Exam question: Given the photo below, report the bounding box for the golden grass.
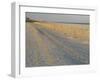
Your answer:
[34,22,89,43]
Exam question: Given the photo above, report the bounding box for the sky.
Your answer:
[26,12,89,24]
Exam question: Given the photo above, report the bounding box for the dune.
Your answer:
[33,21,89,44]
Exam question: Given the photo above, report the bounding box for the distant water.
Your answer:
[48,21,89,25]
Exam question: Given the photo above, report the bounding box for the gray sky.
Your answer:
[26,12,89,24]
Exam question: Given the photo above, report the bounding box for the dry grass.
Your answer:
[34,22,89,43]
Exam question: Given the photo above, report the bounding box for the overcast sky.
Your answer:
[26,12,89,24]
